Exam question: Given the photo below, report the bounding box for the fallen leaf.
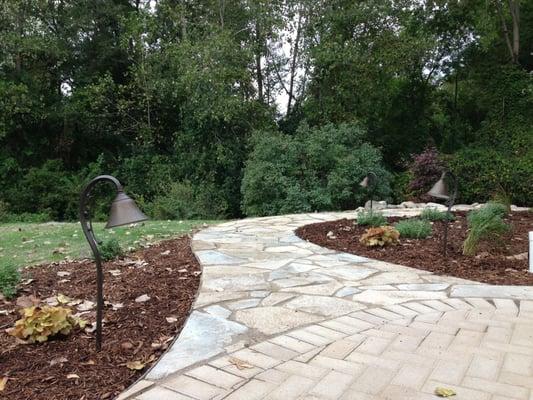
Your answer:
[0,377,7,391]
[160,250,171,255]
[121,341,134,350]
[50,357,68,366]
[53,247,67,255]
[77,300,96,311]
[56,293,71,304]
[57,271,71,277]
[109,269,121,277]
[435,387,456,397]
[66,374,80,379]
[16,295,40,308]
[125,360,145,370]
[178,268,187,273]
[229,357,254,370]
[80,360,95,366]
[166,317,178,323]
[43,296,59,306]
[135,294,150,303]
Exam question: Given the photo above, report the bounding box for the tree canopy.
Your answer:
[1,0,531,220]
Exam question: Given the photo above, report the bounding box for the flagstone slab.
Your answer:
[451,285,533,300]
[234,306,323,335]
[352,289,448,305]
[284,295,366,316]
[146,311,247,380]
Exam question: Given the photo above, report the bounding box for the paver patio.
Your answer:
[118,206,533,400]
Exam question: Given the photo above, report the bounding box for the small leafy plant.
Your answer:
[8,306,86,343]
[420,208,455,222]
[395,219,432,239]
[360,226,400,247]
[357,210,387,227]
[463,202,509,256]
[0,263,20,299]
[99,238,124,261]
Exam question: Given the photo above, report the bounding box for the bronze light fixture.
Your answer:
[360,172,378,211]
[79,175,148,351]
[427,171,458,257]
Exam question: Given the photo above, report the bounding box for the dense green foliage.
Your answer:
[356,210,388,227]
[1,0,531,220]
[242,123,390,216]
[395,219,433,239]
[463,202,510,256]
[0,263,19,298]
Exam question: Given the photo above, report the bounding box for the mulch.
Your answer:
[296,211,533,285]
[0,236,201,400]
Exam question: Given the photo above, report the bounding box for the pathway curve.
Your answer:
[119,207,533,400]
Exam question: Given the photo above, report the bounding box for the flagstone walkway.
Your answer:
[119,207,533,400]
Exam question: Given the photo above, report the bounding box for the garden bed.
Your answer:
[0,237,201,400]
[296,211,533,285]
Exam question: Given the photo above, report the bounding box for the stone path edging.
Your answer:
[118,207,533,400]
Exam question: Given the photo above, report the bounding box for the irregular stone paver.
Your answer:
[120,206,533,400]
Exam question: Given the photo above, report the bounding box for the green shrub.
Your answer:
[395,218,432,239]
[449,146,533,206]
[241,122,391,216]
[357,210,387,227]
[0,263,20,299]
[420,208,455,222]
[99,239,124,261]
[148,181,228,220]
[463,202,510,256]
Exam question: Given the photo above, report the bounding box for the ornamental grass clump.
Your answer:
[357,210,387,227]
[8,306,86,343]
[395,219,432,239]
[420,208,455,222]
[463,202,510,256]
[360,226,400,247]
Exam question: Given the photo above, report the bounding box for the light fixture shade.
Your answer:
[359,176,369,188]
[105,192,148,229]
[427,173,450,200]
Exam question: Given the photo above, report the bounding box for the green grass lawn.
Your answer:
[0,220,217,271]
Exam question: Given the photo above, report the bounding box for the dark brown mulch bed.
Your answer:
[0,237,201,400]
[296,211,533,285]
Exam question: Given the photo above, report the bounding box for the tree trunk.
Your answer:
[508,0,519,63]
[255,22,264,102]
[287,11,303,114]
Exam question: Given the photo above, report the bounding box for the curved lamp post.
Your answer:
[427,171,458,257]
[360,172,378,211]
[79,175,148,351]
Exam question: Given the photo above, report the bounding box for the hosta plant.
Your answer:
[360,226,400,247]
[8,306,86,343]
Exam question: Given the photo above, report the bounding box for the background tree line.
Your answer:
[0,0,531,221]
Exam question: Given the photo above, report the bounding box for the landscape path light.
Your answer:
[427,171,458,257]
[79,175,148,351]
[359,172,378,211]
